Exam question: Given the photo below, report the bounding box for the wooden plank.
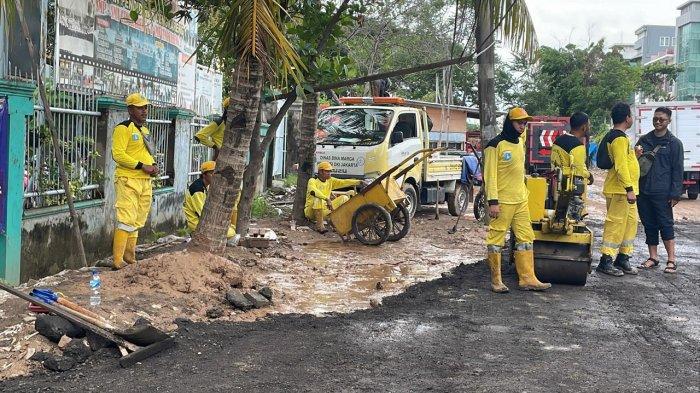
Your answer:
[118,337,176,368]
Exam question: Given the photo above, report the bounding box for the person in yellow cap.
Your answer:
[111,93,158,269]
[194,97,230,160]
[183,161,237,238]
[483,107,551,293]
[304,161,362,233]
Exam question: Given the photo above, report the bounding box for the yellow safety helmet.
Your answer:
[125,93,149,107]
[200,161,216,173]
[508,107,532,121]
[317,161,333,171]
[222,97,230,109]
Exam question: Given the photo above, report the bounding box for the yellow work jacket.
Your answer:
[484,133,528,205]
[183,178,207,232]
[304,176,361,211]
[112,120,155,179]
[551,133,590,180]
[603,131,640,195]
[195,118,225,148]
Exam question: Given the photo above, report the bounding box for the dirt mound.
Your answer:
[105,250,249,297]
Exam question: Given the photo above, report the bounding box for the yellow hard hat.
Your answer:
[200,161,216,172]
[125,93,150,107]
[317,161,333,171]
[222,97,230,109]
[508,107,532,121]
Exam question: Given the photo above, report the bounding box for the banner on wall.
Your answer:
[55,0,222,110]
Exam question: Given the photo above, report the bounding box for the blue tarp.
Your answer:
[461,155,481,183]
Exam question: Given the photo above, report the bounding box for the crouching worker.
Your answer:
[484,107,551,293]
[304,161,361,233]
[184,161,237,239]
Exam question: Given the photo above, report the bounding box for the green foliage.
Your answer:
[177,227,190,237]
[639,62,683,101]
[147,230,168,243]
[251,195,277,218]
[283,173,298,187]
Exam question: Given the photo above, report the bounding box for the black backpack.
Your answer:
[596,129,626,170]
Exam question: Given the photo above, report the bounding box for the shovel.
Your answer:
[30,288,169,347]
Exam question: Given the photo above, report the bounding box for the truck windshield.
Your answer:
[316,108,394,146]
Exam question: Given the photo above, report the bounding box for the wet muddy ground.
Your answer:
[1,175,699,391]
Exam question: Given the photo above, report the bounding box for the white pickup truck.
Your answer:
[633,101,700,199]
[314,97,469,216]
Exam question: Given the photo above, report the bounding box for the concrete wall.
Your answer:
[19,103,190,282]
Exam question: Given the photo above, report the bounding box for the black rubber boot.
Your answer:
[596,255,623,277]
[613,253,638,275]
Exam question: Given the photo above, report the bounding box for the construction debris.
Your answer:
[34,315,85,343]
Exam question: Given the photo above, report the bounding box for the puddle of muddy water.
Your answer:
[266,240,480,316]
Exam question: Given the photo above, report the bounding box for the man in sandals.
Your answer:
[635,107,684,274]
[596,102,640,277]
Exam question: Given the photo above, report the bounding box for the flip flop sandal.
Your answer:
[639,257,659,269]
[663,261,677,274]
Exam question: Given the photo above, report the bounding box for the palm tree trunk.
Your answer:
[236,95,296,235]
[192,60,263,251]
[292,93,319,222]
[12,0,87,267]
[476,0,498,144]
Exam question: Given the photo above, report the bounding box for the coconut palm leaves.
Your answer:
[479,0,538,60]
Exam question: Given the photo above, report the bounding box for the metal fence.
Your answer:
[146,107,174,188]
[24,89,102,209]
[188,117,213,184]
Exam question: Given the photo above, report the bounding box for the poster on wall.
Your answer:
[56,0,180,104]
[195,65,224,117]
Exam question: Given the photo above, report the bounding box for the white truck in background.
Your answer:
[632,101,700,200]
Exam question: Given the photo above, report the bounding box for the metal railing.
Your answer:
[146,107,174,188]
[24,89,103,209]
[188,117,213,184]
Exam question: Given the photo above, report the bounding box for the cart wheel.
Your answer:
[352,203,392,245]
[447,183,469,216]
[474,188,486,223]
[387,204,411,242]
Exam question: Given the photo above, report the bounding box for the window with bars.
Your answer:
[24,89,104,209]
[146,107,175,189]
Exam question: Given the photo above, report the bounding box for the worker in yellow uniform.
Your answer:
[596,102,640,276]
[551,111,593,184]
[304,161,361,233]
[183,161,237,238]
[111,93,158,269]
[194,97,230,160]
[484,107,551,293]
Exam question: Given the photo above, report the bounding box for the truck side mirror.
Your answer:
[391,130,404,145]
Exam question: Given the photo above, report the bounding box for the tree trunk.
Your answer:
[236,96,296,235]
[292,93,319,222]
[476,0,497,225]
[476,0,498,144]
[285,109,301,174]
[13,0,88,267]
[192,60,263,251]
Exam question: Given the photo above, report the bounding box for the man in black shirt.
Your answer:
[636,107,684,274]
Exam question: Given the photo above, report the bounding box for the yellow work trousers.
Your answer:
[304,195,351,221]
[601,194,638,257]
[115,177,152,232]
[486,200,534,252]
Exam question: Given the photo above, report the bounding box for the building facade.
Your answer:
[632,25,676,65]
[676,1,700,100]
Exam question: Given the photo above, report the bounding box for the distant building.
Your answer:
[632,25,676,65]
[676,1,700,100]
[611,43,637,62]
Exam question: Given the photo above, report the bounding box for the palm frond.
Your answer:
[483,0,539,61]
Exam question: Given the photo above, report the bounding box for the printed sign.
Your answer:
[315,150,366,176]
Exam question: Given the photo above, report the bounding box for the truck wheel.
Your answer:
[688,192,698,200]
[447,183,469,216]
[387,204,411,242]
[352,203,392,245]
[402,183,418,217]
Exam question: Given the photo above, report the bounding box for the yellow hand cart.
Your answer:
[328,148,444,245]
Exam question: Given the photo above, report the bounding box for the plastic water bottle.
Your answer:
[89,269,101,307]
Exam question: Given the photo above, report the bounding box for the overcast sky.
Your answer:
[523,0,683,48]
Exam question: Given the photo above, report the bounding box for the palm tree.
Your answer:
[189,0,305,251]
[476,0,538,143]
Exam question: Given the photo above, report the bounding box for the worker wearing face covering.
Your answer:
[483,107,551,293]
[304,161,361,233]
